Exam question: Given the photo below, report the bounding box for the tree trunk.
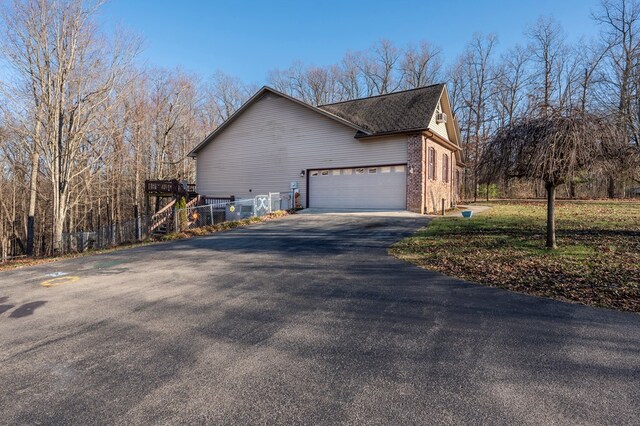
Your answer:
[473,165,478,202]
[26,150,39,256]
[546,182,557,249]
[52,192,65,255]
[607,175,616,198]
[52,188,67,255]
[568,181,576,199]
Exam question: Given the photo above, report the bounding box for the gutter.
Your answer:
[354,127,429,140]
[424,130,462,153]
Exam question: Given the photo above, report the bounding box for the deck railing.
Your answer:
[145,180,196,196]
[201,196,234,207]
[149,199,176,233]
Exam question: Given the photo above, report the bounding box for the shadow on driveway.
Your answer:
[0,212,638,424]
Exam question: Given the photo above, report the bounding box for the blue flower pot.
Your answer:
[461,210,473,218]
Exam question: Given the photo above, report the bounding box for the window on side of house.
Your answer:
[442,153,449,183]
[428,147,437,180]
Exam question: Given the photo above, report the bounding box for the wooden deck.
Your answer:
[145,180,197,197]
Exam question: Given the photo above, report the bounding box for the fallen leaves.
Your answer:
[390,201,640,312]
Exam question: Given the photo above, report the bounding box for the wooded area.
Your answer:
[0,0,639,259]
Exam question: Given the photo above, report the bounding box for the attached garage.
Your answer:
[308,164,407,209]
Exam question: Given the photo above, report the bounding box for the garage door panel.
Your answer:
[309,165,406,209]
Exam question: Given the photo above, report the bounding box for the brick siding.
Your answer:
[406,134,425,213]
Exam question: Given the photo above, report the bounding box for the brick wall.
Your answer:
[425,138,455,214]
[454,165,464,206]
[406,134,458,214]
[406,134,424,213]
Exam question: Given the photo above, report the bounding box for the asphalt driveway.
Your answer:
[0,212,638,425]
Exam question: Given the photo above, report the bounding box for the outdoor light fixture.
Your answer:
[300,170,306,177]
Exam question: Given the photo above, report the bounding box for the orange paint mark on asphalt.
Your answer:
[41,276,80,288]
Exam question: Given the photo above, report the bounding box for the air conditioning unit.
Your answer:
[436,112,447,124]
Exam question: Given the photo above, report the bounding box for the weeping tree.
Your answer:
[481,114,622,249]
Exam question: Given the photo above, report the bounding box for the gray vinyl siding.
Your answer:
[196,92,408,206]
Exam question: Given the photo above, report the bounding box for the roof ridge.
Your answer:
[259,86,368,133]
[318,83,444,107]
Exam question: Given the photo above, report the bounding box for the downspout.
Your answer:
[450,154,454,208]
[421,135,426,214]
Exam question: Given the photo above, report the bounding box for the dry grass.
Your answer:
[159,210,289,241]
[390,201,640,312]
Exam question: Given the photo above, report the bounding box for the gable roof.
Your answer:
[318,84,445,137]
[189,83,460,157]
[188,87,369,157]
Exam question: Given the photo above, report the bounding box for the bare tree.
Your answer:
[595,0,640,141]
[594,0,640,196]
[208,70,254,121]
[493,44,531,127]
[465,33,498,201]
[482,114,620,248]
[267,67,296,97]
[0,0,51,255]
[448,54,474,200]
[526,16,568,115]
[268,63,339,106]
[1,0,137,253]
[335,51,365,100]
[268,39,441,103]
[149,69,189,179]
[303,66,337,105]
[400,41,442,89]
[574,39,610,113]
[358,40,402,96]
[334,52,364,100]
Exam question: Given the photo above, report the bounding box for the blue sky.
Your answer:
[100,0,603,84]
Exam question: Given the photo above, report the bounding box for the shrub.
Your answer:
[175,197,188,230]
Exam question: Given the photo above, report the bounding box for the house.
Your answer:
[188,84,464,214]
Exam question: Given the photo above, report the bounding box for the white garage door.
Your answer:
[309,165,407,209]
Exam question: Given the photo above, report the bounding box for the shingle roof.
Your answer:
[318,84,445,136]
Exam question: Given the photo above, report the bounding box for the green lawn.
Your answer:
[390,201,640,312]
